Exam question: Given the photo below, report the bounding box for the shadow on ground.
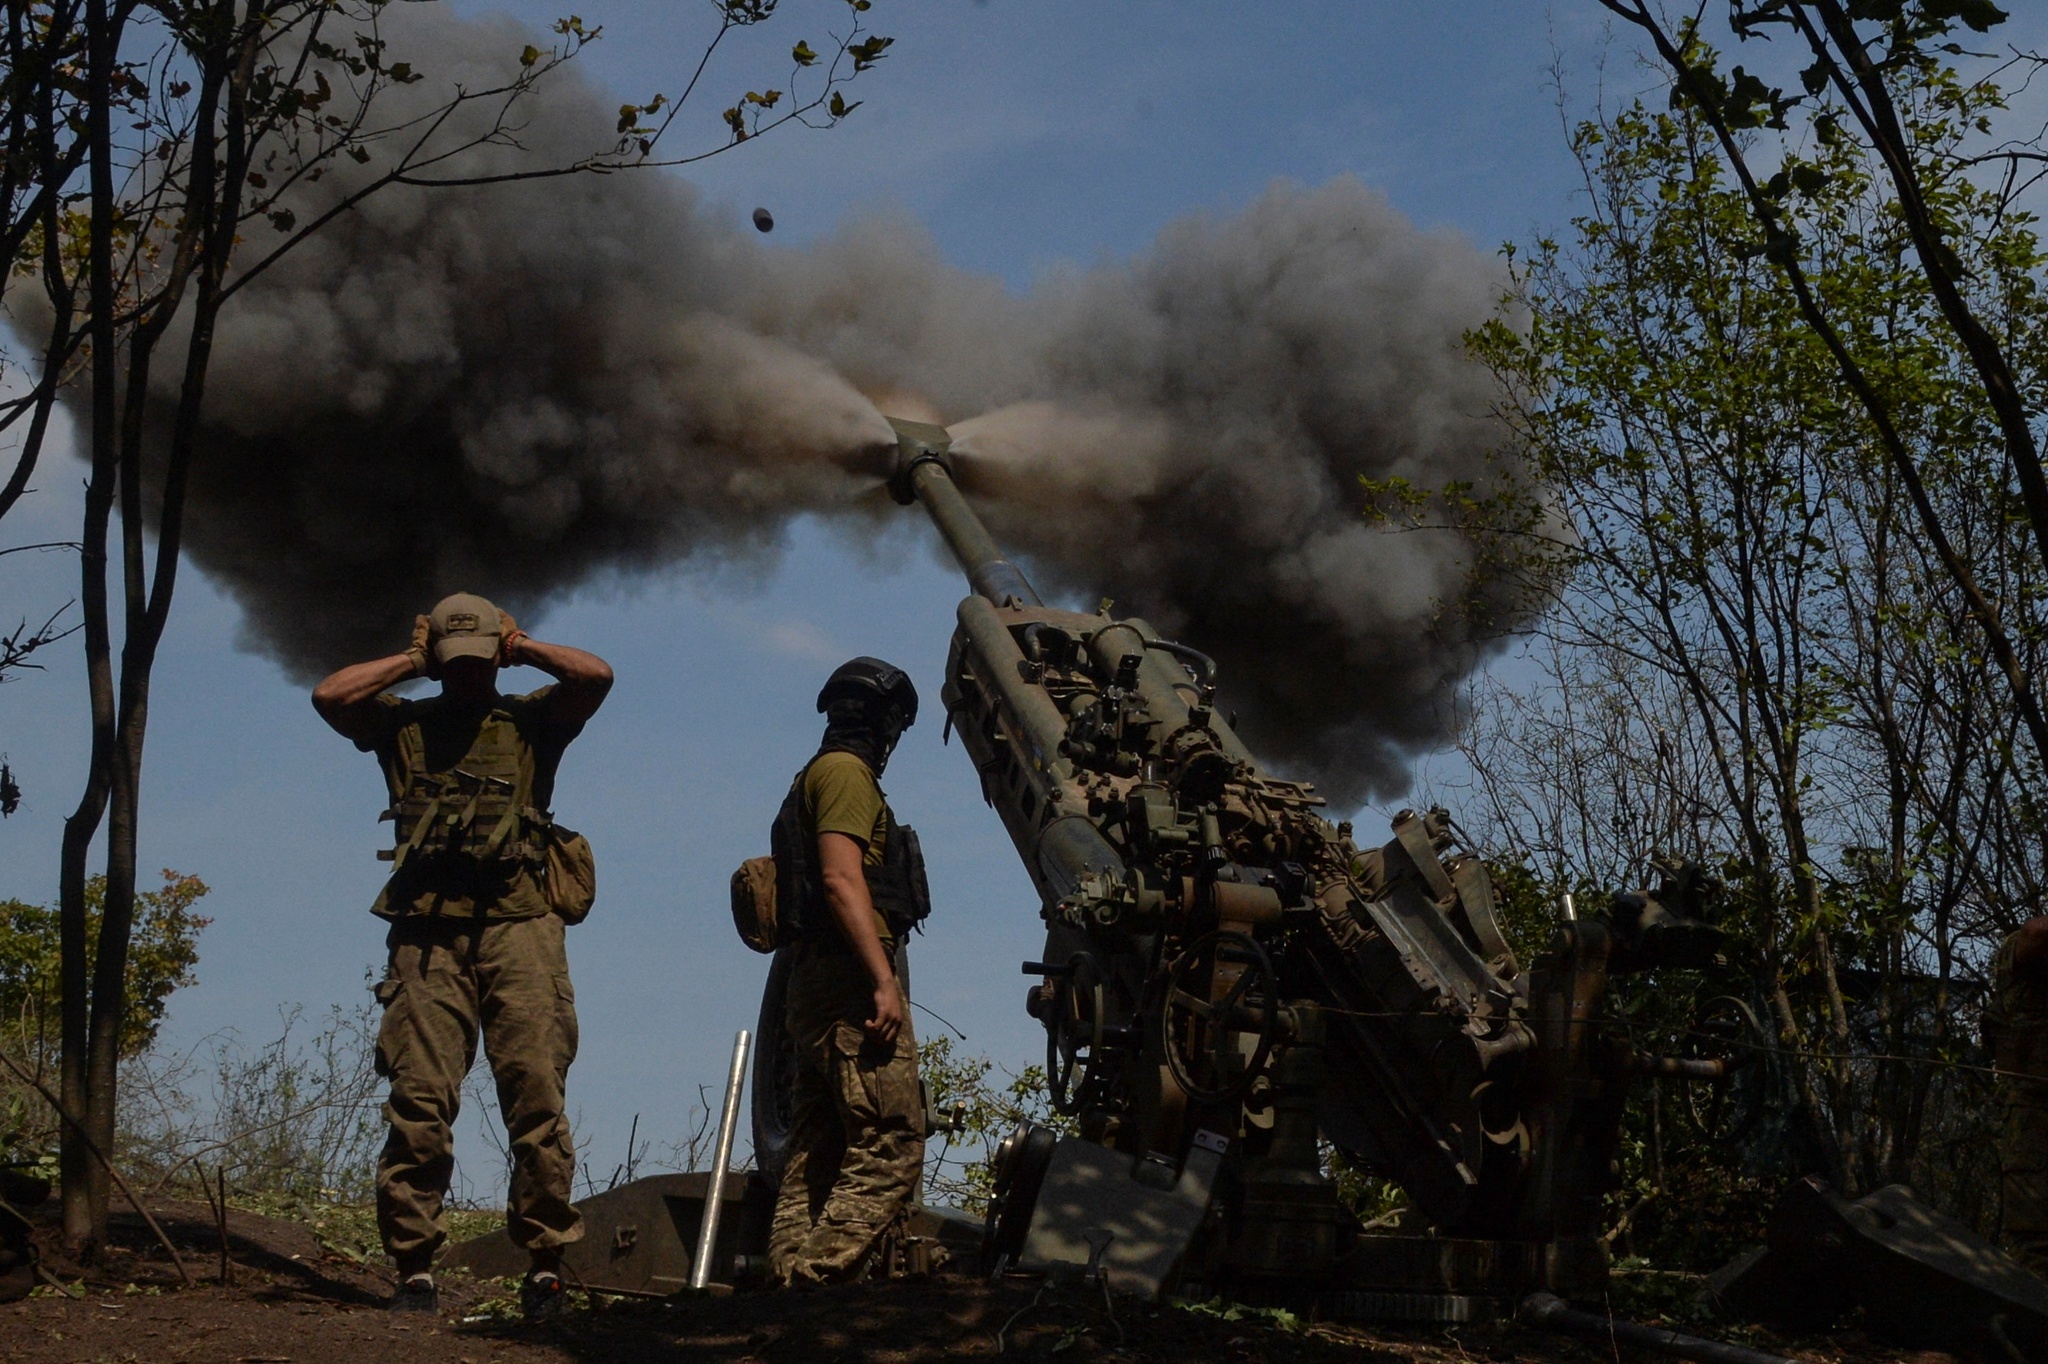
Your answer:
[0,1200,1954,1364]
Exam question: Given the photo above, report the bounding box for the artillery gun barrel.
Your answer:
[883,415,1259,776]
[886,417,1042,608]
[854,407,1750,1319]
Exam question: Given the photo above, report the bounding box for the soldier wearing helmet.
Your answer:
[311,593,612,1320]
[766,657,931,1284]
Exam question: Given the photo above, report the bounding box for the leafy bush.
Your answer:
[0,870,209,1160]
[918,1035,1072,1213]
[124,1000,385,1204]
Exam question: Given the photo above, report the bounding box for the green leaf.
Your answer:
[848,35,894,70]
[792,39,818,66]
[1920,0,2007,32]
[829,90,860,118]
[520,44,541,67]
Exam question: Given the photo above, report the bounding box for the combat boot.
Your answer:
[521,1267,568,1322]
[389,1272,438,1314]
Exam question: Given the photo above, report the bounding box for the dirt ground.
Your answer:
[0,1201,1961,1364]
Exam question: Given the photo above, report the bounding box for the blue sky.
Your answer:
[2,1,1631,1196]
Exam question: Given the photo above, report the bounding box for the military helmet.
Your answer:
[817,656,918,729]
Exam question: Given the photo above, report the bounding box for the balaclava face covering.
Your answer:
[817,698,907,777]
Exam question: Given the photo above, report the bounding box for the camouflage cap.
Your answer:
[428,592,503,665]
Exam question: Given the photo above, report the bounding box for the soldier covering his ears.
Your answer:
[312,593,612,1319]
[767,657,931,1284]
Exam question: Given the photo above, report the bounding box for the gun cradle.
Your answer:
[885,417,1729,1313]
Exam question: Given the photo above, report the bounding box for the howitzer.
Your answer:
[756,416,1746,1314]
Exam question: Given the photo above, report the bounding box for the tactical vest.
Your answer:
[769,756,931,944]
[380,706,545,875]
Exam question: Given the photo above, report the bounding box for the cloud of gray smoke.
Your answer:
[134,5,1520,802]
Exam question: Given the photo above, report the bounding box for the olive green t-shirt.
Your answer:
[800,749,891,944]
[356,685,585,919]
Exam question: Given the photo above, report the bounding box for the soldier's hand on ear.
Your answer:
[407,615,439,679]
[499,611,528,667]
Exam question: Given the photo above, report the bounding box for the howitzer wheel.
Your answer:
[751,948,800,1190]
[1046,953,1108,1115]
[1161,930,1278,1106]
[1678,994,1770,1146]
[982,1122,1058,1270]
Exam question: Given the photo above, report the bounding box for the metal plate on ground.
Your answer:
[1018,1135,1225,1298]
[442,1171,766,1293]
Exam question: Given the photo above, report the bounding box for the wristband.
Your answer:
[501,630,530,663]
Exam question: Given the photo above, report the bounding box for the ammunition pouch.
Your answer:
[731,855,782,954]
[866,820,931,937]
[382,774,543,872]
[539,820,597,924]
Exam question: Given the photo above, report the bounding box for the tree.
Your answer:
[1,0,894,1255]
[1436,49,2046,1215]
[0,0,92,525]
[0,869,207,1066]
[1589,0,2048,773]
[0,869,208,1158]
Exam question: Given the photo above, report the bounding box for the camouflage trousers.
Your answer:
[768,951,924,1284]
[373,913,583,1275]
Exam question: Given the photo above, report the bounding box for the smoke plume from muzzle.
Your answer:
[118,6,1523,803]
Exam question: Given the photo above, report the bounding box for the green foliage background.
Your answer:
[0,870,209,1069]
[0,870,209,1163]
[1415,30,2042,1266]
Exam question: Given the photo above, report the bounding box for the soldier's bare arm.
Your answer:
[312,614,432,741]
[312,656,417,741]
[817,831,906,1045]
[499,612,614,726]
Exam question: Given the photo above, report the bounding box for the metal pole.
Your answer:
[691,1029,752,1290]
